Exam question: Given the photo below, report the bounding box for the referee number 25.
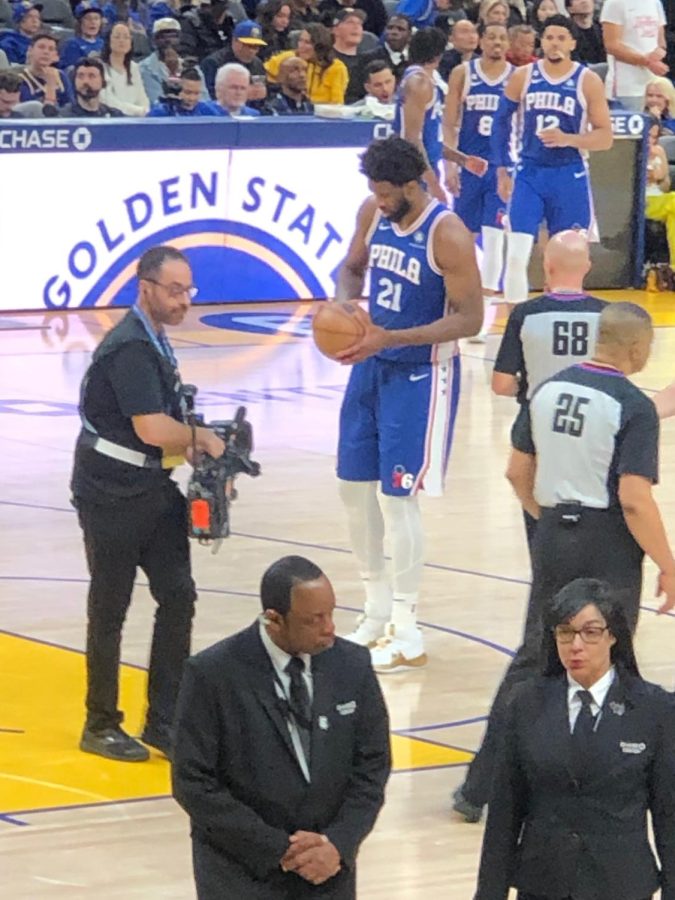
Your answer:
[552,392,590,437]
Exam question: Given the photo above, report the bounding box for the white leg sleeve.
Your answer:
[480,226,505,293]
[338,479,391,620]
[503,232,535,304]
[380,494,425,633]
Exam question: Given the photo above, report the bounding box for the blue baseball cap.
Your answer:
[233,20,267,46]
[74,1,104,18]
[13,1,43,23]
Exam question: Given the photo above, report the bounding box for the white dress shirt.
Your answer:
[259,620,313,781]
[567,665,615,733]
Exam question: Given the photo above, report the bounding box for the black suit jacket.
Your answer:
[172,624,391,899]
[475,672,675,900]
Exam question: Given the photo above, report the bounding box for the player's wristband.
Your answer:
[492,96,519,168]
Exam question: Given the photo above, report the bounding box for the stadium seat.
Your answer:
[132,31,151,62]
[588,62,608,82]
[383,0,398,15]
[358,31,380,53]
[0,0,11,28]
[40,0,75,28]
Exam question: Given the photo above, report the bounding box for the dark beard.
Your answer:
[385,197,412,223]
[77,86,100,101]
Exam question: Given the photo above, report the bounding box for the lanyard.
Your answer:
[132,304,177,368]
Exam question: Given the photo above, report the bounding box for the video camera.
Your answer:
[182,385,261,548]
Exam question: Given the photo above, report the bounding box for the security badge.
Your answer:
[620,741,646,754]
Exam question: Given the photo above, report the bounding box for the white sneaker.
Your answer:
[343,615,386,648]
[370,625,427,673]
[467,331,487,345]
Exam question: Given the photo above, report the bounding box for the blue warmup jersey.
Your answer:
[458,59,513,162]
[394,66,444,168]
[367,200,454,364]
[519,60,588,167]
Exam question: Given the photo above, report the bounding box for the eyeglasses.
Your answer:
[554,625,609,644]
[144,278,198,300]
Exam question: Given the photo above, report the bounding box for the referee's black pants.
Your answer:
[462,505,643,808]
[77,482,197,734]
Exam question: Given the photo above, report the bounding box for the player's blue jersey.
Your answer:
[519,61,588,167]
[393,66,444,168]
[458,59,513,162]
[366,200,455,365]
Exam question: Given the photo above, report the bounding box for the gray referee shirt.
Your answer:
[494,292,607,403]
[513,362,659,509]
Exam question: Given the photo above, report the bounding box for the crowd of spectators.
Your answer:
[0,0,672,121]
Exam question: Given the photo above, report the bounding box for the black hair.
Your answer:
[364,59,393,79]
[260,556,324,616]
[73,57,106,85]
[0,70,22,93]
[541,579,641,678]
[540,13,579,40]
[257,0,291,46]
[101,22,133,85]
[181,66,202,82]
[30,31,58,47]
[303,23,335,72]
[478,20,508,38]
[137,245,189,280]
[386,13,412,30]
[408,26,446,66]
[360,135,426,185]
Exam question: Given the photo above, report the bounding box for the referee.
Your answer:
[455,302,675,821]
[72,245,224,762]
[492,230,607,549]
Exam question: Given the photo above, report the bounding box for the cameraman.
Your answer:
[147,67,221,116]
[72,245,225,763]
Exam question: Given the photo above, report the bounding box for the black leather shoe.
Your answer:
[451,787,483,823]
[80,726,150,762]
[141,727,173,760]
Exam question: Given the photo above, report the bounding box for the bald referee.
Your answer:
[491,230,607,550]
[454,302,675,823]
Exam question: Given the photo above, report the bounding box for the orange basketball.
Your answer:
[312,301,366,360]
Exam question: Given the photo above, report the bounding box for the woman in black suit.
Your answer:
[474,578,675,900]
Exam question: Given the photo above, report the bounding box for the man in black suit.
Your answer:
[172,555,391,899]
[350,13,412,102]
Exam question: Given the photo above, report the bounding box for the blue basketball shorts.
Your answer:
[453,166,506,234]
[337,354,461,497]
[507,161,595,238]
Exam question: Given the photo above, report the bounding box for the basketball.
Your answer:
[312,301,367,360]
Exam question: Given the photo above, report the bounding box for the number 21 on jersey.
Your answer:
[376,277,402,312]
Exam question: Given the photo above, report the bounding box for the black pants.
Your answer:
[77,482,196,733]
[518,896,652,900]
[462,505,643,807]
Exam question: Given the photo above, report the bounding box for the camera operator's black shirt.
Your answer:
[71,310,183,503]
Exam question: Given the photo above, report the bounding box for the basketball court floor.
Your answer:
[2,292,675,898]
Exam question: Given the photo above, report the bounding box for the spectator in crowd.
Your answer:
[645,75,675,132]
[0,70,25,118]
[0,1,43,66]
[531,0,559,37]
[567,0,605,65]
[332,8,366,104]
[147,64,222,114]
[140,17,209,105]
[201,19,267,100]
[100,22,150,116]
[506,23,536,65]
[265,23,348,103]
[257,0,292,60]
[211,60,261,114]
[60,1,106,70]
[477,0,524,28]
[180,0,234,62]
[601,0,667,111]
[362,58,396,102]
[319,0,387,36]
[644,117,675,269]
[47,58,126,116]
[433,0,472,35]
[19,33,73,108]
[267,55,314,113]
[288,0,321,30]
[353,13,411,99]
[438,18,478,81]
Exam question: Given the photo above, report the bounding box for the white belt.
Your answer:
[92,436,157,468]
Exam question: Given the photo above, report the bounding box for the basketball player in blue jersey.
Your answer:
[491,14,613,306]
[394,27,488,204]
[333,136,483,672]
[444,22,513,341]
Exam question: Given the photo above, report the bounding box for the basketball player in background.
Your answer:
[394,26,488,204]
[492,15,613,305]
[334,136,483,672]
[444,21,513,342]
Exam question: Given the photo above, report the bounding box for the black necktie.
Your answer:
[572,689,597,742]
[285,656,312,767]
